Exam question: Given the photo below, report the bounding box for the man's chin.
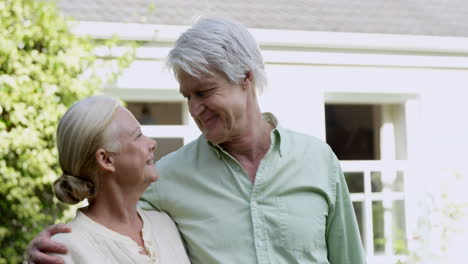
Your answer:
[204,132,225,145]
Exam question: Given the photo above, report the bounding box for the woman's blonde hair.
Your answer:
[53,96,120,204]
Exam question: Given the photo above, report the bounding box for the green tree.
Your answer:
[0,1,134,262]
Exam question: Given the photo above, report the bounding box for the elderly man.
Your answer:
[29,18,365,264]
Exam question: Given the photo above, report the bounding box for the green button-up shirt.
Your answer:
[140,113,365,264]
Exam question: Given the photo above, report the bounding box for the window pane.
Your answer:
[127,102,184,125]
[373,201,385,253]
[152,138,184,161]
[371,171,405,192]
[392,171,405,192]
[371,171,382,192]
[345,172,364,193]
[392,200,407,254]
[325,104,378,160]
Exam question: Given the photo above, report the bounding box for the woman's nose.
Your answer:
[150,138,157,151]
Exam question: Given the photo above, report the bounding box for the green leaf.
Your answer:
[0,0,135,262]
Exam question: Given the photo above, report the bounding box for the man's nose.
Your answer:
[189,98,205,117]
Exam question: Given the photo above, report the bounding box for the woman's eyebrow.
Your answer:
[130,127,140,137]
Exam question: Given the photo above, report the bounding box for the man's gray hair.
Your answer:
[167,17,267,93]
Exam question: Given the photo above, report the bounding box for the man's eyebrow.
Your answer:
[203,80,220,87]
[179,80,218,94]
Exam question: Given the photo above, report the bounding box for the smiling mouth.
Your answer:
[146,157,154,165]
[200,115,218,127]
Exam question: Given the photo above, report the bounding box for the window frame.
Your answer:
[324,93,420,264]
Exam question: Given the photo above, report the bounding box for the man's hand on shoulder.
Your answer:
[27,223,71,264]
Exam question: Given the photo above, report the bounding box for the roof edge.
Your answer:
[70,21,468,54]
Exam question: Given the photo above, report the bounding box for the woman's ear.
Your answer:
[242,71,254,90]
[95,149,115,173]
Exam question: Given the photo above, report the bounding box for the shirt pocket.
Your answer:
[275,195,328,253]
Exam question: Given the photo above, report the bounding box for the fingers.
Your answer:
[47,223,71,236]
[34,236,68,254]
[28,249,65,264]
[27,223,71,264]
[35,223,70,253]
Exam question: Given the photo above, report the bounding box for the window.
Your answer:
[151,137,184,161]
[126,101,192,161]
[325,105,378,160]
[127,102,184,125]
[325,103,409,263]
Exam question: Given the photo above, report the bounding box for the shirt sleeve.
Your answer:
[326,153,367,264]
[138,182,163,211]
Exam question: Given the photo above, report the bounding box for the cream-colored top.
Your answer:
[51,208,190,264]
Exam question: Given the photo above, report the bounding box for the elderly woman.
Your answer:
[48,96,190,263]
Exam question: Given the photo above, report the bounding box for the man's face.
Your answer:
[179,71,247,144]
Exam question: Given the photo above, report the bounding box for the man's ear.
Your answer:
[241,71,254,90]
[95,149,115,173]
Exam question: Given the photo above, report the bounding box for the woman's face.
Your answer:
[109,107,158,188]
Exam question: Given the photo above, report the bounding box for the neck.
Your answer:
[221,110,274,164]
[219,94,275,182]
[82,175,150,256]
[83,179,143,227]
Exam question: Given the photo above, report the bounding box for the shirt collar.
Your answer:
[206,112,283,158]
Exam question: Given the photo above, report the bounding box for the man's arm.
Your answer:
[138,187,163,211]
[326,155,367,264]
[27,224,71,264]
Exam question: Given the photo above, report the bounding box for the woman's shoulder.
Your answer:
[50,211,92,244]
[139,209,174,225]
[139,209,181,238]
[49,214,95,263]
[50,230,101,263]
[50,231,75,245]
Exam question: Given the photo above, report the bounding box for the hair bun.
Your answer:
[53,173,95,205]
